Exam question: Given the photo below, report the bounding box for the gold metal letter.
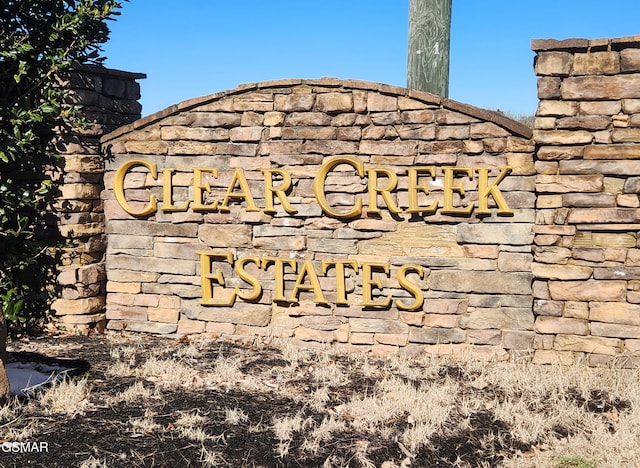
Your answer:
[476,166,514,216]
[113,159,158,217]
[235,256,262,302]
[361,262,392,308]
[395,265,425,311]
[322,260,359,306]
[314,156,363,218]
[441,166,474,215]
[407,167,438,214]
[161,168,190,212]
[263,169,298,214]
[219,168,259,212]
[198,251,236,306]
[289,259,328,304]
[262,257,297,303]
[366,168,401,215]
[192,168,219,212]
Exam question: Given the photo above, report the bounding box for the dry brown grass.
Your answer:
[39,377,91,416]
[3,334,639,467]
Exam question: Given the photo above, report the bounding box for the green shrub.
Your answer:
[0,0,122,335]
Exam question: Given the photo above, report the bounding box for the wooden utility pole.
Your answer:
[407,0,452,97]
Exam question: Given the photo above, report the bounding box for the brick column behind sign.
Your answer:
[51,64,145,333]
[532,36,640,366]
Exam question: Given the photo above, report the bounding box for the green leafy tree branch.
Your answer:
[0,0,122,334]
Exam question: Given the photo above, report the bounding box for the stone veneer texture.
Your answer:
[99,79,535,360]
[51,64,145,333]
[532,36,640,366]
[47,34,640,366]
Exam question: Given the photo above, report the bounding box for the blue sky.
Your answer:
[102,1,640,117]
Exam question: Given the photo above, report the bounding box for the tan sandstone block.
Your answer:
[535,317,589,335]
[590,302,640,326]
[316,93,353,113]
[467,330,502,345]
[567,208,640,224]
[424,299,468,315]
[294,327,335,342]
[533,130,594,145]
[124,141,168,154]
[52,297,105,315]
[534,299,563,317]
[536,195,563,209]
[420,343,465,358]
[350,333,375,345]
[624,339,640,354]
[423,314,458,328]
[106,281,141,294]
[534,334,555,350]
[572,52,620,75]
[160,126,228,141]
[561,75,640,100]
[297,316,344,331]
[502,330,535,350]
[106,320,177,334]
[537,77,561,99]
[535,51,574,76]
[58,313,105,325]
[459,308,534,330]
[147,308,179,323]
[274,94,314,112]
[335,323,350,342]
[271,309,299,328]
[60,183,101,200]
[367,93,397,112]
[205,322,236,335]
[187,303,271,326]
[564,302,589,319]
[371,344,400,357]
[374,333,408,346]
[532,263,593,280]
[534,117,556,129]
[429,271,532,295]
[399,312,424,326]
[349,318,408,335]
[591,322,640,339]
[229,127,263,142]
[536,174,604,193]
[549,280,626,301]
[176,318,206,334]
[409,327,466,344]
[553,334,622,356]
[532,350,575,365]
[621,49,640,72]
[537,100,577,117]
[198,224,252,248]
[263,111,285,126]
[468,346,510,362]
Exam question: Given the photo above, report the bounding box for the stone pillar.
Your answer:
[51,64,145,333]
[532,36,640,366]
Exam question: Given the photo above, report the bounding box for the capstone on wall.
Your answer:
[99,79,535,359]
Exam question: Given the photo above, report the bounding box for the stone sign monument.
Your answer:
[51,36,640,366]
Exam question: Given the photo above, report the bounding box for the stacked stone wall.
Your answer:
[100,79,535,358]
[47,35,640,365]
[532,36,640,366]
[51,64,145,333]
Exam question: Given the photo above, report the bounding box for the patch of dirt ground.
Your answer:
[0,333,638,467]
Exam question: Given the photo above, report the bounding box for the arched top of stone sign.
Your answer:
[101,78,532,143]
